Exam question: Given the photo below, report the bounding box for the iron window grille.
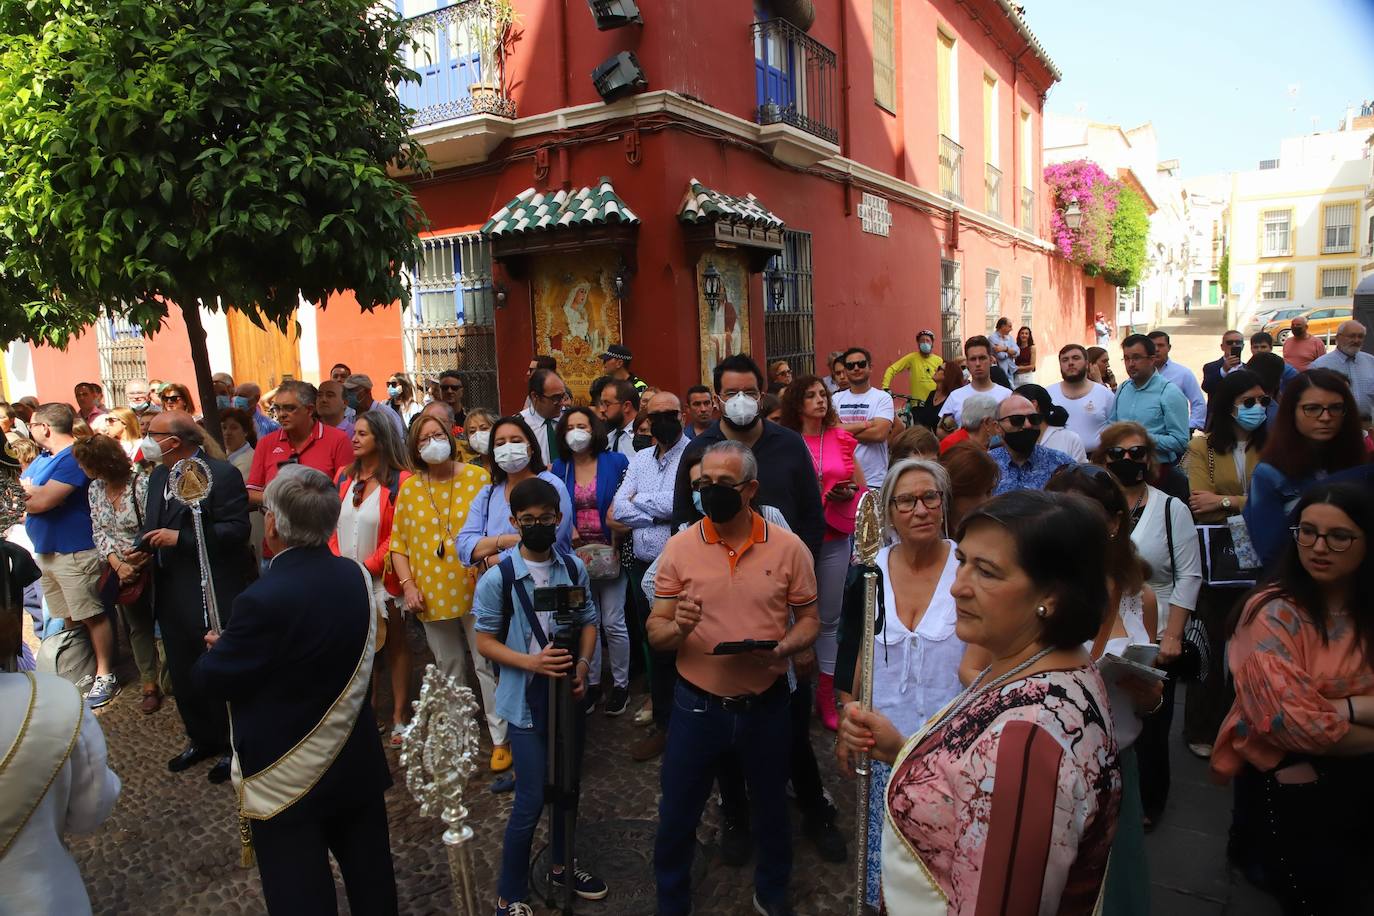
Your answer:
[764,230,816,378]
[403,232,499,411]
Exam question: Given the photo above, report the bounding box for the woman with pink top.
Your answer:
[780,374,866,730]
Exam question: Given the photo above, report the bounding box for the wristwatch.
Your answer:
[1220,496,1233,510]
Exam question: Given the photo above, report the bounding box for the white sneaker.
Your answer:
[87,674,119,710]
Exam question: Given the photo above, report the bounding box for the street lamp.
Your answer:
[768,271,785,307]
[702,262,723,312]
[1061,199,1083,231]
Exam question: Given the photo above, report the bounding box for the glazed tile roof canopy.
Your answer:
[678,179,785,229]
[481,177,639,238]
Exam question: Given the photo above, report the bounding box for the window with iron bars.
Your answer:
[403,233,499,412]
[95,316,148,408]
[1020,275,1034,325]
[984,269,1001,335]
[764,230,816,379]
[940,259,962,363]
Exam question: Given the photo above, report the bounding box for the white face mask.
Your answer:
[138,436,165,463]
[722,392,759,427]
[418,438,452,466]
[493,441,531,473]
[565,428,593,453]
[468,429,491,455]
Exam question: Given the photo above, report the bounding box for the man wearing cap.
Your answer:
[342,374,405,437]
[602,344,648,395]
[881,329,944,403]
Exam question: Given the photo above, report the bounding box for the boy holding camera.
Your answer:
[473,478,607,916]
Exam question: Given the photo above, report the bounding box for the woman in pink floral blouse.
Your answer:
[841,490,1120,914]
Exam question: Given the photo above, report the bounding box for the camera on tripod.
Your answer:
[533,585,586,654]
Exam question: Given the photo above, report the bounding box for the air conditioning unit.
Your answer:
[592,51,648,103]
[587,0,642,29]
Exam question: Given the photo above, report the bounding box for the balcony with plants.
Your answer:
[752,15,840,166]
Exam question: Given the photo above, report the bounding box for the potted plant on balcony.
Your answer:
[467,0,517,115]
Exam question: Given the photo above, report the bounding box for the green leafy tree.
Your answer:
[1102,186,1149,290]
[0,0,427,432]
[1219,248,1230,301]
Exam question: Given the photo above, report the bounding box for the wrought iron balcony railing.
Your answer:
[400,1,516,127]
[939,135,963,202]
[752,18,840,145]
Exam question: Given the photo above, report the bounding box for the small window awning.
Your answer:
[678,179,785,256]
[679,179,785,229]
[482,177,639,237]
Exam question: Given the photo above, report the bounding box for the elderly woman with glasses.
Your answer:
[329,410,414,746]
[834,458,970,909]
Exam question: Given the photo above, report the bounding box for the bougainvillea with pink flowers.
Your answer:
[1043,160,1120,272]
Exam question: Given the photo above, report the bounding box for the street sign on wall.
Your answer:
[858,193,892,236]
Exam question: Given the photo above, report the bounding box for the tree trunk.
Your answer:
[180,299,222,445]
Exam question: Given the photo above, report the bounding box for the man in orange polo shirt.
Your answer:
[246,380,353,510]
[648,440,818,916]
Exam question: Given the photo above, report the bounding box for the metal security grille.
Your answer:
[1262,210,1292,256]
[764,230,816,378]
[1322,203,1355,253]
[940,259,962,363]
[1021,275,1034,325]
[403,233,499,412]
[1259,270,1290,301]
[1320,266,1352,298]
[95,316,147,407]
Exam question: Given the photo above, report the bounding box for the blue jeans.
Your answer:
[654,679,792,915]
[497,722,581,904]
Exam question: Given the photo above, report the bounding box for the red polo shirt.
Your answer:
[247,422,354,493]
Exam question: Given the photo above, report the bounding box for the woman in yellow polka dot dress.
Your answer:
[389,413,504,764]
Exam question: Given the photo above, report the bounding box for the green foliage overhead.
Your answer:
[0,0,428,351]
[1102,186,1149,290]
[1219,248,1230,300]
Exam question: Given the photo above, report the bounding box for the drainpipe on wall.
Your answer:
[556,0,571,189]
[838,0,851,159]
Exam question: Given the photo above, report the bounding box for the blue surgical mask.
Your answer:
[231,396,249,410]
[692,490,704,516]
[989,434,1003,449]
[216,395,230,410]
[1234,405,1266,431]
[918,341,933,355]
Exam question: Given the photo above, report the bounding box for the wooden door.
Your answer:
[227,310,301,391]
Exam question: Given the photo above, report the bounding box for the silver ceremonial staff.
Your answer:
[851,489,885,916]
[402,664,482,916]
[168,456,222,633]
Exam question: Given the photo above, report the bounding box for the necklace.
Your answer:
[925,645,1056,737]
[1128,486,1147,523]
[806,431,825,489]
[424,470,459,559]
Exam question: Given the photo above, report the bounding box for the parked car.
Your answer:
[1265,305,1353,343]
[1247,305,1309,334]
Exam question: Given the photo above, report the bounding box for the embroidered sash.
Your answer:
[231,560,377,821]
[0,672,83,860]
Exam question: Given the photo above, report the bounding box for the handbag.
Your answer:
[1162,496,1210,682]
[574,542,620,581]
[98,472,151,606]
[1194,448,1259,588]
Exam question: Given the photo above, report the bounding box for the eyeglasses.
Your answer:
[646,411,680,423]
[844,360,868,370]
[274,403,302,414]
[517,514,558,527]
[1237,396,1273,410]
[690,479,746,492]
[890,491,942,513]
[999,413,1043,429]
[1291,524,1359,552]
[161,395,184,404]
[418,432,448,446]
[720,389,760,400]
[1299,403,1347,418]
[352,478,368,508]
[440,384,463,393]
[1105,445,1150,462]
[275,454,300,468]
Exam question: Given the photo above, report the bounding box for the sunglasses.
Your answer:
[352,478,368,508]
[275,454,301,468]
[999,413,1042,429]
[440,384,463,392]
[161,394,184,403]
[1299,403,1347,418]
[1237,396,1272,410]
[844,360,868,370]
[1105,445,1150,462]
[646,411,680,423]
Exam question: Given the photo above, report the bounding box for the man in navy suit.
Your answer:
[192,465,397,915]
[1201,328,1246,397]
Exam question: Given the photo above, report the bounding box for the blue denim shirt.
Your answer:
[1109,371,1191,464]
[471,549,598,729]
[1243,462,1313,566]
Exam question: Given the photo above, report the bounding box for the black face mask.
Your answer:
[1003,428,1040,455]
[631,434,654,452]
[519,522,558,553]
[698,483,744,524]
[1107,459,1148,487]
[649,415,682,447]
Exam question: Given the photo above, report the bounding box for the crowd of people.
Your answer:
[1,317,1372,914]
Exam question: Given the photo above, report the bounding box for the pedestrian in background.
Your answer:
[1013,325,1036,386]
[989,317,1021,380]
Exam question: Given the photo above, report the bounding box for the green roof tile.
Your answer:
[481,177,639,237]
[678,178,784,229]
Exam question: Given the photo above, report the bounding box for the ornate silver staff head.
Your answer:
[401,664,482,845]
[854,489,884,566]
[168,455,214,507]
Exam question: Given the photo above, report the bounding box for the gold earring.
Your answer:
[1035,605,1048,618]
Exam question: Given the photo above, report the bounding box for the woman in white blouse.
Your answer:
[834,457,969,909]
[1095,421,1201,830]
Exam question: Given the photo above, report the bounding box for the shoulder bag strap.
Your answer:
[1206,447,1215,486]
[508,566,548,650]
[1163,496,1177,587]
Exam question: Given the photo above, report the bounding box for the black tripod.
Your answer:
[543,609,582,915]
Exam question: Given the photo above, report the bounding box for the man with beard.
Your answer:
[1046,344,1116,453]
[1310,320,1374,425]
[669,355,841,868]
[685,385,715,438]
[988,395,1076,494]
[597,378,640,457]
